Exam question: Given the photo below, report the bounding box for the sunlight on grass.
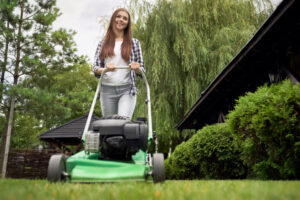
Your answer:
[0,179,299,200]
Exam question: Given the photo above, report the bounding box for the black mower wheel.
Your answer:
[47,154,66,182]
[152,153,165,183]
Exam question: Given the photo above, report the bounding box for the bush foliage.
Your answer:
[165,123,246,179]
[227,80,300,179]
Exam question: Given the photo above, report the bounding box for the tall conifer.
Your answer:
[0,0,63,177]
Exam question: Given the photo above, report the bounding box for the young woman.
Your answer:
[93,8,145,120]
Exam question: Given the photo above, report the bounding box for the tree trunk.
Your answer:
[0,22,11,167]
[1,95,15,178]
[0,120,8,173]
[1,0,23,178]
[0,21,10,103]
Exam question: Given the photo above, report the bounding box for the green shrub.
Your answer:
[227,80,300,179]
[165,123,246,179]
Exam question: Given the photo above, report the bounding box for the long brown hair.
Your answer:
[100,8,132,62]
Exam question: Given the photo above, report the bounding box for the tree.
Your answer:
[10,60,98,149]
[19,59,99,130]
[0,0,17,103]
[0,0,74,177]
[14,27,84,130]
[10,113,47,149]
[129,0,273,152]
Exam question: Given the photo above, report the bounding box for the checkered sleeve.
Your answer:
[132,38,146,77]
[93,40,104,78]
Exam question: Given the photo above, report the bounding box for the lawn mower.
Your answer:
[47,66,165,183]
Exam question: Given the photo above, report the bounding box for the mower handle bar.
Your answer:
[82,66,153,142]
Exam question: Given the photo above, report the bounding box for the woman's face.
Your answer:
[114,11,129,31]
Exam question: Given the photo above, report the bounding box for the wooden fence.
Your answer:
[6,149,59,179]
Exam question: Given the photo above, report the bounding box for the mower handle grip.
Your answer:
[103,65,130,71]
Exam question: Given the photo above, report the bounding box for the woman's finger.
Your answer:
[130,62,140,69]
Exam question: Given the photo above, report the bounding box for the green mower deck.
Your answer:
[66,150,151,182]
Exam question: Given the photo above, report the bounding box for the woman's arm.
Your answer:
[131,39,145,76]
[93,40,105,77]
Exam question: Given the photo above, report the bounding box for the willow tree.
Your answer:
[129,0,273,152]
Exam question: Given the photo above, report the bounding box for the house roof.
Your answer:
[39,114,101,145]
[176,0,300,130]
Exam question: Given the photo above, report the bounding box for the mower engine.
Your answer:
[85,118,148,159]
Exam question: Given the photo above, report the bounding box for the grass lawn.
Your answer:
[0,179,299,200]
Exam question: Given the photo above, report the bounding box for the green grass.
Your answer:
[0,179,299,200]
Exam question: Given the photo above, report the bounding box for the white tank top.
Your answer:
[102,41,131,86]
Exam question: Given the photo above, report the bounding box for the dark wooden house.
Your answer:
[176,0,300,130]
[39,114,100,154]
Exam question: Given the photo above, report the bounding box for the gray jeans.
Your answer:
[100,84,136,120]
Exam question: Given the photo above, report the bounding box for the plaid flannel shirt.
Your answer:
[93,38,146,96]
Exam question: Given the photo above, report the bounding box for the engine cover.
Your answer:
[92,118,148,159]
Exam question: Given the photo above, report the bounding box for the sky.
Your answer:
[52,0,127,64]
[52,0,283,64]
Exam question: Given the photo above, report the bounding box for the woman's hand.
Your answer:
[105,63,116,71]
[129,62,141,74]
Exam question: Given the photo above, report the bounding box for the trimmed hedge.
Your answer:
[165,123,246,179]
[227,80,300,179]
